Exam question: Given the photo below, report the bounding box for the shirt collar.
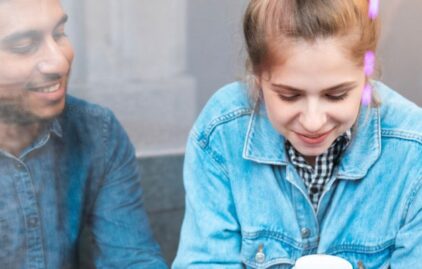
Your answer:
[17,118,63,159]
[50,118,63,139]
[243,102,381,180]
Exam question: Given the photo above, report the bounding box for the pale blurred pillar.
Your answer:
[62,0,197,156]
[378,0,422,104]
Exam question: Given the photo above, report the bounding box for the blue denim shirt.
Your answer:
[173,81,422,269]
[0,95,167,269]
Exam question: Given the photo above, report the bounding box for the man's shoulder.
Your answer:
[59,95,118,139]
[63,95,113,119]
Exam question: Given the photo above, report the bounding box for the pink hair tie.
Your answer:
[368,0,379,20]
[364,51,376,76]
[363,51,375,105]
[362,84,373,106]
[362,0,379,105]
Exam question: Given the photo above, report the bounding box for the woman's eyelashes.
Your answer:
[325,92,349,101]
[277,94,300,102]
[276,92,349,102]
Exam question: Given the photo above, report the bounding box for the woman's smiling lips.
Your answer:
[294,129,333,145]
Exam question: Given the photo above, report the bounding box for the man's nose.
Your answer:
[37,38,70,76]
[298,100,327,133]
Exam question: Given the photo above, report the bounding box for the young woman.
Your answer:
[173,0,422,268]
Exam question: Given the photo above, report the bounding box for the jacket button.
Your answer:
[301,228,311,238]
[255,244,265,264]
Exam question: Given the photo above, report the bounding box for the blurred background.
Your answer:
[61,0,422,265]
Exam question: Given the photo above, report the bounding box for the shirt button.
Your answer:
[255,244,265,264]
[301,228,311,238]
[28,217,39,228]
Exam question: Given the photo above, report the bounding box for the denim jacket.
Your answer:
[0,96,167,269]
[173,81,422,269]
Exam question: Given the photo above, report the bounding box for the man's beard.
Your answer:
[0,96,55,125]
[0,72,70,125]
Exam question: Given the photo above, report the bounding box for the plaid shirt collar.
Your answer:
[286,129,352,211]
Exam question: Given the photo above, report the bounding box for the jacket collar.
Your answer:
[337,106,381,180]
[243,103,289,165]
[243,102,381,180]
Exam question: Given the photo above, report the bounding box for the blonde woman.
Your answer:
[173,0,422,268]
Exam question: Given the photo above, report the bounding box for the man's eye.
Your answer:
[10,41,36,54]
[278,94,301,102]
[53,31,67,41]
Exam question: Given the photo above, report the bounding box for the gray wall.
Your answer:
[186,0,248,109]
[378,0,422,105]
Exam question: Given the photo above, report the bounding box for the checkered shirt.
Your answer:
[286,130,352,212]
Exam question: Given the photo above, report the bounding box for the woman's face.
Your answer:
[259,38,365,160]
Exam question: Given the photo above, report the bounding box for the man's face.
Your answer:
[0,0,74,124]
[259,38,365,159]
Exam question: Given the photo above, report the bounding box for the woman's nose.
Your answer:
[298,101,327,133]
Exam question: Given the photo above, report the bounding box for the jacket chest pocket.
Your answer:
[241,231,301,269]
[327,241,393,269]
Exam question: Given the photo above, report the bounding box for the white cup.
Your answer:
[293,254,353,269]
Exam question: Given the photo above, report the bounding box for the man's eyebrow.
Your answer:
[55,14,68,28]
[271,81,357,93]
[1,14,68,45]
[1,30,41,45]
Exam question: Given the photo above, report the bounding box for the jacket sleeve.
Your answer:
[89,111,168,269]
[390,175,422,268]
[172,131,243,269]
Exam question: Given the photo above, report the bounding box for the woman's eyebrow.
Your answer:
[270,81,357,93]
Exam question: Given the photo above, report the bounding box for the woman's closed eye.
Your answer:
[277,92,350,102]
[277,93,301,102]
[325,92,349,101]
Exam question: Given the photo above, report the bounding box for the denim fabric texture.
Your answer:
[172,81,422,269]
[0,95,167,269]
